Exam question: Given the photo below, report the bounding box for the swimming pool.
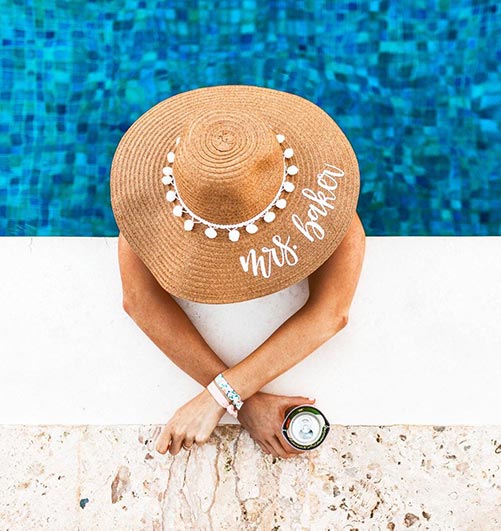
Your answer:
[1,0,499,236]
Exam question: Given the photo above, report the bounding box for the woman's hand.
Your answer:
[155,388,226,456]
[237,391,316,459]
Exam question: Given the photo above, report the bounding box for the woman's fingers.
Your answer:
[155,428,199,455]
[273,433,301,458]
[155,424,187,456]
[168,431,186,456]
[155,425,172,454]
[255,439,271,455]
[267,435,295,459]
[263,440,279,457]
[284,395,316,407]
[182,435,196,451]
[275,432,302,456]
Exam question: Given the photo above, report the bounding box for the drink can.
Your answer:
[281,405,330,450]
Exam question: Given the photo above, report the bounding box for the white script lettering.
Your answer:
[239,235,299,278]
[291,163,343,242]
[239,163,345,278]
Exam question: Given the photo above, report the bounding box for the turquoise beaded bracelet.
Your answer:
[214,373,243,410]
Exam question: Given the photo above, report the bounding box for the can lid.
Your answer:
[289,411,323,445]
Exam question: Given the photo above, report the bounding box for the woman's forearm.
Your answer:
[125,288,341,398]
[119,212,365,401]
[221,212,366,401]
[124,289,228,387]
[219,305,346,401]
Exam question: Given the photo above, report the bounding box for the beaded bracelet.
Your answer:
[214,372,244,410]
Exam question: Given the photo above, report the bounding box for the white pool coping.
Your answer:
[0,236,500,425]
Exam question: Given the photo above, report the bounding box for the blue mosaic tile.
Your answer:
[0,0,499,236]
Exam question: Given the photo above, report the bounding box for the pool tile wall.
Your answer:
[1,1,499,236]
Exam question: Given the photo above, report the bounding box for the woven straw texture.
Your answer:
[110,84,360,304]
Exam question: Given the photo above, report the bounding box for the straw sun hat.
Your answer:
[110,84,360,304]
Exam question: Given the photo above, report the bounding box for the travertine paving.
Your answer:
[1,424,500,529]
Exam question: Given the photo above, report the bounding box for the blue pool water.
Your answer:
[1,0,499,236]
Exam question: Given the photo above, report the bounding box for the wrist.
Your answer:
[220,368,261,402]
[241,390,262,403]
[202,387,227,414]
[206,374,241,418]
[215,372,244,410]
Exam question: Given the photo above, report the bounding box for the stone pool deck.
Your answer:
[1,424,500,529]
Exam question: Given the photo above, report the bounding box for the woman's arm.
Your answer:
[118,231,315,458]
[220,211,366,400]
[155,212,366,457]
[119,211,365,457]
[118,231,228,387]
[118,234,316,457]
[119,210,364,391]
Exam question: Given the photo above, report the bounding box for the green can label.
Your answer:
[282,405,330,450]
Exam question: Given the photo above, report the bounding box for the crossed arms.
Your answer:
[118,212,366,399]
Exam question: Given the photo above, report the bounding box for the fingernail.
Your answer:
[308,397,315,401]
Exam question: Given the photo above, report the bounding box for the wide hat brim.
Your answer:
[110,84,360,304]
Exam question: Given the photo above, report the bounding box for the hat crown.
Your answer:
[172,108,284,225]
